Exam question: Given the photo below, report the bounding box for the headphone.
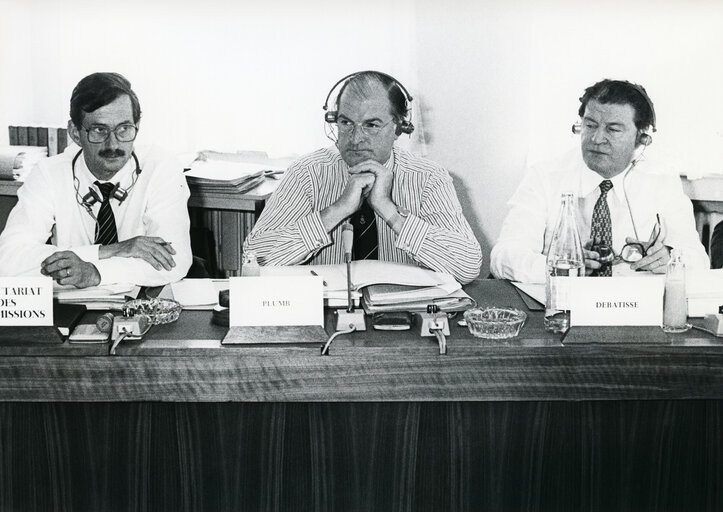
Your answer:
[72,149,142,220]
[571,80,656,146]
[323,71,415,136]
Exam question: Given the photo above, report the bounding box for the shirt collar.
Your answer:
[74,150,134,185]
[578,161,633,202]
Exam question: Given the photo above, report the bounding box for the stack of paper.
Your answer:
[260,261,472,311]
[54,283,138,310]
[686,269,723,317]
[0,145,48,180]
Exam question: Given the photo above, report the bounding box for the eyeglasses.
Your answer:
[83,124,138,143]
[336,118,394,137]
[592,215,662,265]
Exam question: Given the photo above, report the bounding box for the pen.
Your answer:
[309,270,327,286]
[160,242,173,246]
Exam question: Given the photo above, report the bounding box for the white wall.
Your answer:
[2,0,723,276]
[0,0,419,155]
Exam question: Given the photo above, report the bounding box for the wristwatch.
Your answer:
[396,206,411,219]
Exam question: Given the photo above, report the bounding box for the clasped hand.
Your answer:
[99,236,177,271]
[338,159,394,215]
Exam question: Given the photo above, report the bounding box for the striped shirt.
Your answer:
[244,146,482,284]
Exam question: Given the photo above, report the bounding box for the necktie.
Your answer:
[94,181,118,245]
[350,201,378,260]
[590,180,613,276]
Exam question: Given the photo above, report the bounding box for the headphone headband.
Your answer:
[323,70,415,135]
[573,79,656,146]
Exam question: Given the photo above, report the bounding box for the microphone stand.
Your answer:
[335,221,366,332]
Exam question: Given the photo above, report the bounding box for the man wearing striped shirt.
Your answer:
[244,71,481,284]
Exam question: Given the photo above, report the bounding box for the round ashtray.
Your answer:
[122,298,182,325]
[463,307,527,339]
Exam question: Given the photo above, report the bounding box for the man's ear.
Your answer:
[67,120,81,146]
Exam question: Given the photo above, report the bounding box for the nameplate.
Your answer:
[229,276,323,326]
[0,277,53,326]
[570,276,664,326]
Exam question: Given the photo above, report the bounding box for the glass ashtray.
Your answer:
[122,298,182,325]
[463,307,527,339]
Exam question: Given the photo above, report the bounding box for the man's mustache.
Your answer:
[98,149,126,158]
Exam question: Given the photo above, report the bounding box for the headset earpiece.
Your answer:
[323,70,415,135]
[571,123,582,135]
[396,120,415,136]
[637,132,653,146]
[81,188,102,209]
[111,183,128,202]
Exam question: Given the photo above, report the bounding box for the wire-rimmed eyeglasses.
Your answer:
[83,124,138,144]
[336,117,394,137]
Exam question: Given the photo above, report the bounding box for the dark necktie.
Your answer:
[590,180,613,276]
[350,201,378,260]
[94,181,118,245]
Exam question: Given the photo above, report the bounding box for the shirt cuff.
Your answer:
[298,212,332,252]
[71,244,100,263]
[395,214,428,255]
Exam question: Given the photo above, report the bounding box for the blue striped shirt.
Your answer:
[244,146,482,284]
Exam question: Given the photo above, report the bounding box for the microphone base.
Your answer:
[335,309,367,332]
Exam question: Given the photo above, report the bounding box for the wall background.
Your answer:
[2,0,722,276]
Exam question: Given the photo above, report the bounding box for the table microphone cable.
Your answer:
[320,325,356,356]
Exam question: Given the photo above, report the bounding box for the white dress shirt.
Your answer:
[244,146,482,284]
[0,145,192,286]
[490,149,709,283]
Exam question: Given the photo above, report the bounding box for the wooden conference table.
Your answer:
[0,280,721,511]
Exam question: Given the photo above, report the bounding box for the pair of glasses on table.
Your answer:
[591,214,662,266]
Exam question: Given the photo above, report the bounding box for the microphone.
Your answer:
[342,221,353,263]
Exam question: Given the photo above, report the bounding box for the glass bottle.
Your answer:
[662,249,690,333]
[544,192,585,333]
[241,250,260,277]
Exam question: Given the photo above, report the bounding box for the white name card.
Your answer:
[570,276,664,326]
[0,277,53,326]
[229,276,323,327]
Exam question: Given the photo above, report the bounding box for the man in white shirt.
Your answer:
[0,72,192,288]
[490,79,708,283]
[244,71,481,284]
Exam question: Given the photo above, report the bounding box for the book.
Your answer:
[27,127,37,146]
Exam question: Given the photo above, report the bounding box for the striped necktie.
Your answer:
[590,180,613,276]
[350,201,378,260]
[94,181,118,245]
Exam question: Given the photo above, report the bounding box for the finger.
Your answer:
[41,251,72,267]
[141,246,175,271]
[584,257,601,270]
[41,257,72,275]
[583,249,600,260]
[349,160,383,174]
[631,245,667,271]
[624,236,641,245]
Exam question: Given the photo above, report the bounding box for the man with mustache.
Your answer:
[490,79,707,283]
[244,71,481,284]
[0,72,192,288]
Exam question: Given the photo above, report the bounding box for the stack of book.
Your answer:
[8,127,68,156]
